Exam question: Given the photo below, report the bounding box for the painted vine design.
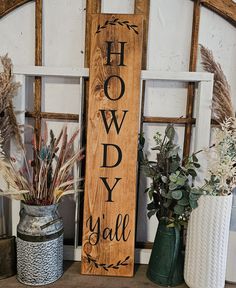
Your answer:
[95,18,138,34]
[85,254,130,271]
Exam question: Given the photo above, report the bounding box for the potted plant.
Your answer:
[141,124,202,287]
[0,123,84,285]
[0,54,84,285]
[184,118,234,288]
[184,45,235,288]
[197,45,236,284]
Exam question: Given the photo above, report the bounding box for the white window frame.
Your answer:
[11,67,213,264]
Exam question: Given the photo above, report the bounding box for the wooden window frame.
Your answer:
[0,0,234,261]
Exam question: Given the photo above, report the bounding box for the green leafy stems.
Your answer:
[140,124,203,228]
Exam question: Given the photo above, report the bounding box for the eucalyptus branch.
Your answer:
[142,123,202,226]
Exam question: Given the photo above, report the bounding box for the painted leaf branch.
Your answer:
[85,254,130,271]
[96,18,138,34]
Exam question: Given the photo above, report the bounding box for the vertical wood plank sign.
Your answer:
[81,14,143,277]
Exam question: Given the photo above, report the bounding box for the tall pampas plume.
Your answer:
[200,45,234,124]
[0,54,23,149]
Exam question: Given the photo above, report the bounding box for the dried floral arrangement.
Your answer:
[0,125,84,205]
[200,45,234,123]
[0,54,22,238]
[198,118,236,196]
[0,55,22,150]
[0,55,84,206]
[197,45,236,196]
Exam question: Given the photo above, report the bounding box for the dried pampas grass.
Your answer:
[200,45,234,124]
[0,54,23,149]
[0,125,84,205]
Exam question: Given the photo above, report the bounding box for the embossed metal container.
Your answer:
[16,203,64,286]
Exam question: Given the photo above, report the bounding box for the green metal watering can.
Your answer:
[147,220,184,286]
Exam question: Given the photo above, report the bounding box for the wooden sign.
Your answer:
[81,14,143,277]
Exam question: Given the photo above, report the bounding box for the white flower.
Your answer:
[204,118,236,195]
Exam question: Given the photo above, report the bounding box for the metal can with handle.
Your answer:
[16,202,64,286]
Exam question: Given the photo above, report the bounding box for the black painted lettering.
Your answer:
[100,110,128,134]
[114,214,123,241]
[104,75,125,101]
[103,227,114,241]
[105,41,127,66]
[100,177,121,202]
[101,143,122,168]
[87,214,131,245]
[123,214,131,241]
[86,216,100,245]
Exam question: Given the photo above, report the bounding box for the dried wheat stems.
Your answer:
[0,54,22,149]
[200,45,234,123]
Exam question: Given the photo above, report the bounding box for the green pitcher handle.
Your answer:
[167,226,181,284]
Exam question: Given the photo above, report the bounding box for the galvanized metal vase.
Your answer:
[16,203,64,286]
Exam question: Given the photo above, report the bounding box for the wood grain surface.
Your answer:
[201,0,236,26]
[0,0,32,18]
[183,0,201,159]
[134,0,150,69]
[81,14,143,277]
[34,0,42,147]
[85,0,102,67]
